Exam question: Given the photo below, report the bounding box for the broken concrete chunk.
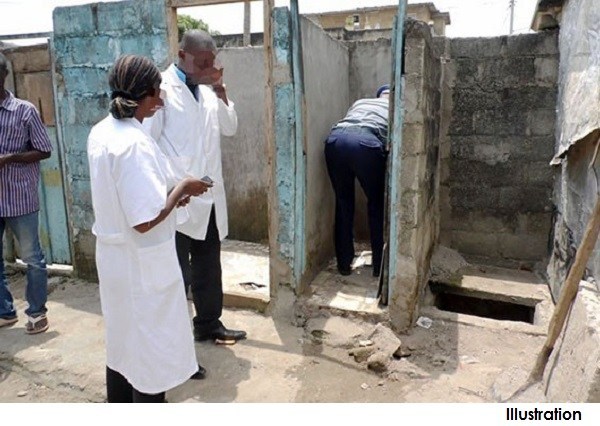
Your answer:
[367,351,390,373]
[349,346,376,363]
[366,323,402,355]
[429,245,469,283]
[393,345,412,359]
[17,390,28,397]
[310,329,328,343]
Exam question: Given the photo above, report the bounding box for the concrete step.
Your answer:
[298,259,386,323]
[221,239,270,312]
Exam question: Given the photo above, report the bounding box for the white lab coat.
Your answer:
[145,64,238,241]
[87,116,197,394]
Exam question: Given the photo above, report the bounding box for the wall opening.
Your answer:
[429,281,536,324]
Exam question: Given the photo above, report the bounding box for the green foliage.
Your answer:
[177,14,220,41]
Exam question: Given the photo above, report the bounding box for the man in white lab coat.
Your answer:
[145,30,246,344]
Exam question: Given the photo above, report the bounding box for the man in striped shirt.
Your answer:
[0,52,52,334]
[325,85,390,278]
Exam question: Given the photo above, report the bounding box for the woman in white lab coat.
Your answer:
[87,55,209,403]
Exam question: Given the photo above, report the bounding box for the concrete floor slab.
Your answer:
[300,253,385,320]
[221,239,270,312]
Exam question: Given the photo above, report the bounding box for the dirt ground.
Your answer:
[0,265,547,403]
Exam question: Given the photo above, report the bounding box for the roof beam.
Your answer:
[167,0,260,8]
[0,32,53,40]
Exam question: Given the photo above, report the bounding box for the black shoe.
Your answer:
[190,364,206,380]
[338,266,352,276]
[195,325,247,344]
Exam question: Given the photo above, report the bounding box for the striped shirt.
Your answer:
[0,91,52,217]
[332,98,389,146]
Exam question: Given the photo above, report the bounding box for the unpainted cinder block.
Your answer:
[402,123,426,155]
[527,109,556,136]
[400,153,425,191]
[505,31,558,57]
[516,212,553,236]
[450,230,501,258]
[450,37,504,59]
[534,57,559,86]
[473,108,528,136]
[497,233,548,261]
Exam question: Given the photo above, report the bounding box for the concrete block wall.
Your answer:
[301,16,350,281]
[219,47,268,243]
[440,31,559,267]
[52,0,171,278]
[390,21,442,330]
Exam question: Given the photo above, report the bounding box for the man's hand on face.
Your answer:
[210,68,228,105]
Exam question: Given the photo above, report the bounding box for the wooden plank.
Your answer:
[264,0,278,294]
[0,32,52,40]
[168,0,260,8]
[17,72,55,126]
[166,6,180,60]
[530,195,600,381]
[243,0,251,46]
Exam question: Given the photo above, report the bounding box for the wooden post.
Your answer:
[243,0,251,46]
[528,196,600,382]
[166,5,179,61]
[263,0,276,297]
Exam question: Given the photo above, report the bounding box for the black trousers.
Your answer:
[325,129,386,275]
[175,206,223,333]
[106,366,165,403]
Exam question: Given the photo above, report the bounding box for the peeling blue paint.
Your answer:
[273,7,296,272]
[52,0,170,276]
[38,127,71,264]
[274,84,296,263]
[273,8,292,65]
[387,1,407,301]
[290,0,306,286]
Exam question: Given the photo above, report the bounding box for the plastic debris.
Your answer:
[416,316,433,329]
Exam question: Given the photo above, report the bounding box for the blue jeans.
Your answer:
[0,211,48,318]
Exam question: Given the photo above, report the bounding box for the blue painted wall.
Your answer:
[38,126,71,264]
[52,0,171,278]
[272,7,297,281]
